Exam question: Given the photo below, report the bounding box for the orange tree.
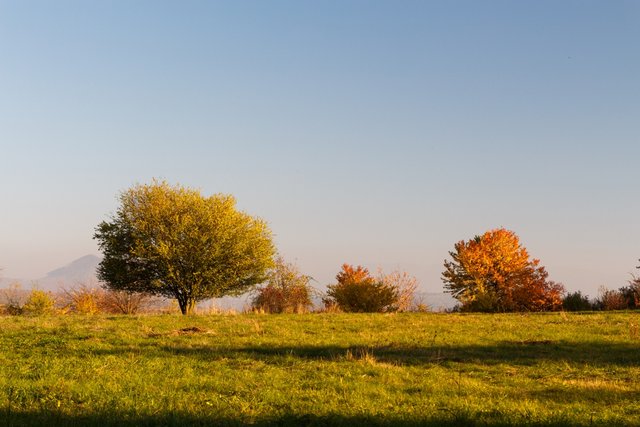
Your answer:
[442,228,564,312]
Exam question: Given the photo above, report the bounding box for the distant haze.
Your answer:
[0,255,101,291]
[0,2,638,299]
[0,254,457,311]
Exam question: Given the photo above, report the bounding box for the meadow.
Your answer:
[1,312,639,426]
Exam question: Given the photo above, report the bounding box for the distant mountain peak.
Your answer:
[45,254,102,279]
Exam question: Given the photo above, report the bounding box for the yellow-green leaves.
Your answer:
[95,180,275,314]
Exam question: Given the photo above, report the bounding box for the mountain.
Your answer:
[36,255,101,290]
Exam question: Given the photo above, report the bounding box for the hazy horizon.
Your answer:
[1,1,639,297]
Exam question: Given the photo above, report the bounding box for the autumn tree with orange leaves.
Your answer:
[442,228,564,312]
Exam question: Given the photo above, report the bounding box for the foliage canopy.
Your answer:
[324,264,398,312]
[442,228,564,312]
[94,181,275,314]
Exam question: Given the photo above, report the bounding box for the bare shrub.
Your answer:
[596,286,627,311]
[100,289,153,314]
[377,269,418,312]
[1,282,28,315]
[412,294,431,313]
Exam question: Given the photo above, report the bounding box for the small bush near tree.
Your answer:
[324,264,398,313]
[100,289,153,314]
[61,285,102,314]
[252,257,313,313]
[377,269,418,312]
[619,272,640,309]
[23,289,56,315]
[595,286,627,311]
[562,291,594,311]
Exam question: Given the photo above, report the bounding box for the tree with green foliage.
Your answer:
[94,181,275,315]
[562,291,593,311]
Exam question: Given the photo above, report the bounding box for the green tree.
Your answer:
[562,291,593,311]
[94,181,275,315]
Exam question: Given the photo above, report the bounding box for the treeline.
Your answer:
[1,267,638,316]
[2,180,639,316]
[563,285,640,312]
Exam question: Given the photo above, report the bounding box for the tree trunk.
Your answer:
[178,297,196,315]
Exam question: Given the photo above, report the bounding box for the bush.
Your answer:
[60,285,102,314]
[595,286,627,311]
[100,289,153,314]
[618,276,640,309]
[23,290,56,315]
[562,291,594,311]
[324,264,398,313]
[252,257,313,313]
[459,291,502,313]
[1,282,27,315]
[377,269,418,312]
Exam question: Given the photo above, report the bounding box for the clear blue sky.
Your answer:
[1,1,638,297]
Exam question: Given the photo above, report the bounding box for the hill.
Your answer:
[36,254,101,290]
[0,255,101,291]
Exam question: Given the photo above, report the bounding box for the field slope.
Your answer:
[1,312,639,426]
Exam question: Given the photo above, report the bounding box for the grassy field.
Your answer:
[1,312,639,426]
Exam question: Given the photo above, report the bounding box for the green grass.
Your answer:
[1,312,639,426]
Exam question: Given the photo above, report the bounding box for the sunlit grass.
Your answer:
[1,312,639,426]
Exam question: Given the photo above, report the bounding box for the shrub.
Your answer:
[100,289,153,314]
[324,264,398,313]
[459,291,502,313]
[60,285,102,314]
[377,269,418,312]
[23,290,56,315]
[595,286,627,311]
[1,282,27,315]
[618,276,640,309]
[562,291,594,311]
[252,257,313,313]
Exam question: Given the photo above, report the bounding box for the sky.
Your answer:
[0,0,639,297]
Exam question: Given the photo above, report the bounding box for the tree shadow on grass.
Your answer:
[150,340,640,368]
[1,410,589,427]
